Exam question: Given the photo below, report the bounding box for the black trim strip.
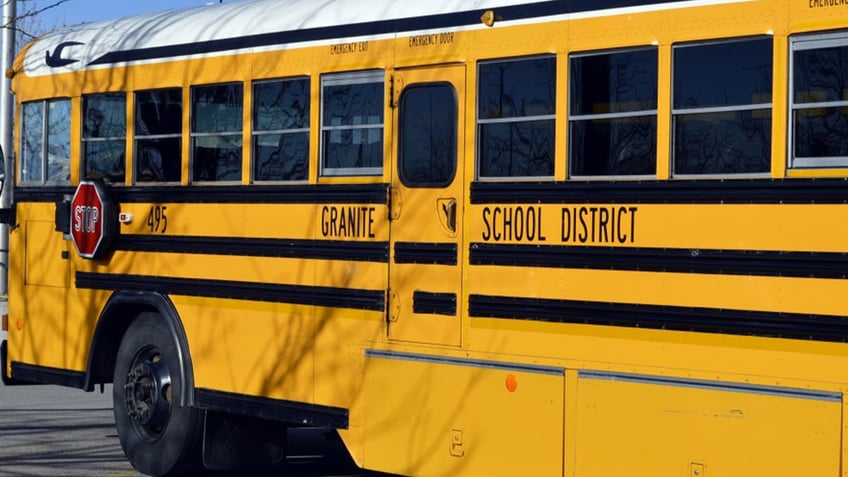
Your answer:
[76,272,386,312]
[195,388,349,428]
[413,291,457,316]
[469,294,848,343]
[14,183,389,204]
[470,243,848,279]
[14,187,74,203]
[118,235,389,263]
[394,242,457,265]
[86,0,685,67]
[470,179,848,204]
[16,179,848,205]
[10,362,86,388]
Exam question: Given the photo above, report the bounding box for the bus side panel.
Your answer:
[362,354,563,477]
[574,373,842,477]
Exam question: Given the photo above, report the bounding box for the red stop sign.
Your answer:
[70,180,117,259]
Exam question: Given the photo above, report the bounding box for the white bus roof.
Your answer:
[22,0,567,77]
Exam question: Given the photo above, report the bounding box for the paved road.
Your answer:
[0,382,395,477]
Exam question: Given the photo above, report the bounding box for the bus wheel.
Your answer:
[113,312,202,476]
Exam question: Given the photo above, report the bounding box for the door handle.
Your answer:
[441,199,457,234]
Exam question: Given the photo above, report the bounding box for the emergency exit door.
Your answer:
[387,64,465,346]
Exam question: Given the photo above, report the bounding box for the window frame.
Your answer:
[134,87,183,185]
[19,98,72,186]
[82,92,128,184]
[319,70,385,178]
[670,36,774,178]
[567,46,658,180]
[189,82,245,184]
[398,81,459,188]
[788,31,848,169]
[475,54,557,182]
[251,76,311,184]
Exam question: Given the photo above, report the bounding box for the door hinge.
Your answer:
[388,185,402,220]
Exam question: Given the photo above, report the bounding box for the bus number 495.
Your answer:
[147,205,168,234]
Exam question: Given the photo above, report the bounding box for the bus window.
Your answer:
[191,83,244,183]
[399,83,457,187]
[252,77,310,182]
[672,37,772,176]
[20,99,71,185]
[477,55,555,179]
[320,70,384,177]
[135,88,183,183]
[569,47,657,178]
[790,33,848,169]
[82,93,127,183]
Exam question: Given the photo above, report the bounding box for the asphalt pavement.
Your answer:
[0,381,396,477]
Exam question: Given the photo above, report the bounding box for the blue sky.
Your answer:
[25,0,221,30]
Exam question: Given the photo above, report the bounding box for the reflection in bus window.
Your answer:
[320,71,384,176]
[135,88,182,183]
[569,48,657,177]
[253,78,309,182]
[477,56,555,179]
[191,83,244,182]
[790,33,848,168]
[672,37,772,176]
[20,99,71,185]
[399,83,457,187]
[83,93,126,183]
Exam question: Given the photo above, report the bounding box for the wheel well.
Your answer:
[84,292,195,406]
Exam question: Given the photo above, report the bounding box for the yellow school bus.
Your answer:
[3,0,848,475]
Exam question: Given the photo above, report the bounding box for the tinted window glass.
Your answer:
[253,78,310,182]
[321,71,384,176]
[47,100,71,183]
[21,99,71,185]
[674,110,771,174]
[570,117,656,175]
[790,37,848,167]
[477,56,556,178]
[191,83,243,182]
[672,37,772,175]
[569,48,657,177]
[83,93,126,182]
[479,121,555,177]
[21,102,44,183]
[478,57,556,119]
[400,84,457,187]
[674,38,772,108]
[135,89,182,183]
[794,45,848,103]
[254,78,309,131]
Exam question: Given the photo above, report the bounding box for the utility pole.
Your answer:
[0,0,16,296]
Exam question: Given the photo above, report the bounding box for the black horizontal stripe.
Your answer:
[469,294,848,343]
[14,187,75,203]
[195,388,348,429]
[114,183,388,204]
[76,272,385,312]
[16,179,848,205]
[471,179,848,204]
[470,243,848,279]
[394,242,457,265]
[413,291,457,316]
[10,362,86,388]
[118,235,389,263]
[14,183,389,204]
[86,0,684,67]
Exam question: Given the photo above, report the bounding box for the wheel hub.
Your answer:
[123,349,172,437]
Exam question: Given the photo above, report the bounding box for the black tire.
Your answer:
[112,312,203,476]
